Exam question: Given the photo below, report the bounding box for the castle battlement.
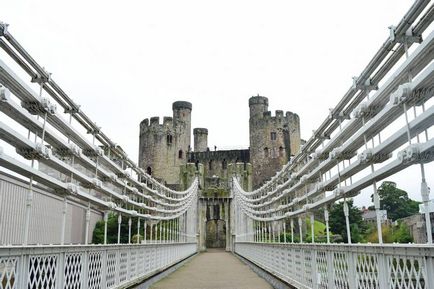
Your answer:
[258,110,299,125]
[139,100,192,186]
[139,116,175,135]
[248,96,268,106]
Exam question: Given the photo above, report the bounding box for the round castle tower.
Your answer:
[249,95,301,188]
[193,128,208,152]
[138,101,192,187]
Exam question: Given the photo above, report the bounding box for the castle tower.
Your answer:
[138,101,192,188]
[249,95,268,118]
[193,128,208,152]
[249,95,301,188]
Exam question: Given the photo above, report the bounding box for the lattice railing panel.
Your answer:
[0,257,17,289]
[356,253,379,289]
[118,251,128,284]
[28,255,58,289]
[316,250,328,289]
[235,243,434,289]
[105,251,117,289]
[87,251,102,289]
[0,243,196,289]
[333,251,349,289]
[388,256,427,289]
[64,253,83,289]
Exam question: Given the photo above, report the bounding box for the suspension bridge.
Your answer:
[1,1,434,288]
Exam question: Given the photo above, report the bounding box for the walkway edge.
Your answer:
[234,253,296,289]
[130,252,198,289]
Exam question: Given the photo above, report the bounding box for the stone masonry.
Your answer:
[138,97,300,249]
[249,96,300,188]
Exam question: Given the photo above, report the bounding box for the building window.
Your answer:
[209,160,213,170]
[279,146,284,157]
[167,134,173,145]
[146,166,152,175]
[271,132,277,141]
[222,159,227,170]
[178,150,183,159]
[271,147,277,158]
[264,147,269,158]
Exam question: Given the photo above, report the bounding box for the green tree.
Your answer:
[372,181,420,221]
[92,213,138,244]
[329,199,366,243]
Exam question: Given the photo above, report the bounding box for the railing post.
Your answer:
[326,250,334,289]
[377,250,388,289]
[347,250,357,289]
[104,211,108,245]
[343,200,351,244]
[312,249,318,289]
[117,214,122,244]
[101,249,107,289]
[17,253,28,289]
[426,254,434,288]
[60,197,67,245]
[85,203,91,245]
[298,217,303,243]
[324,207,330,244]
[115,248,120,286]
[128,218,132,244]
[81,249,89,289]
[56,251,65,289]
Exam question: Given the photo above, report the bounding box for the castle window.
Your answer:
[264,147,269,158]
[146,166,152,175]
[271,132,277,141]
[209,160,213,170]
[271,147,277,158]
[222,159,227,170]
[279,146,284,157]
[167,134,173,145]
[178,150,183,159]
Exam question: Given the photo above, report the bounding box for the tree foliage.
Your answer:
[366,222,413,243]
[92,213,140,244]
[329,199,366,243]
[372,181,420,221]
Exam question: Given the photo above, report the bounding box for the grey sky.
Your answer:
[2,0,432,206]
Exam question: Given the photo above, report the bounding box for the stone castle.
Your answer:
[138,96,301,250]
[138,96,300,189]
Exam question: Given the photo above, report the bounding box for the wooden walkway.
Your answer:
[150,249,272,289]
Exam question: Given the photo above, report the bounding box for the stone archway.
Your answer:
[206,219,226,248]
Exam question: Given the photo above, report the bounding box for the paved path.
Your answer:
[150,249,273,289]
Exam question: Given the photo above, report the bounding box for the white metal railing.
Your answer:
[235,242,434,289]
[0,242,196,289]
[232,2,434,289]
[231,0,434,244]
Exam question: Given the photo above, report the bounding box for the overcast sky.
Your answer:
[2,0,433,207]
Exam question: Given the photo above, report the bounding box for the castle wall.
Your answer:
[181,162,251,252]
[188,149,249,192]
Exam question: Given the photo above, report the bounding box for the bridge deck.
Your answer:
[150,249,272,289]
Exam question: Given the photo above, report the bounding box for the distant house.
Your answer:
[362,208,388,224]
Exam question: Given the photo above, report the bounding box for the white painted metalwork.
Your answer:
[235,242,434,289]
[0,12,200,288]
[0,242,196,289]
[232,1,434,288]
[0,1,433,288]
